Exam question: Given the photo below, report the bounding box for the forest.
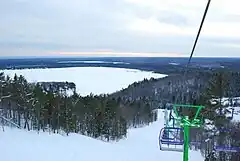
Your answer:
[112,70,240,107]
[0,72,157,141]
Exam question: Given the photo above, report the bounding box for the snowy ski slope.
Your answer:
[0,109,203,161]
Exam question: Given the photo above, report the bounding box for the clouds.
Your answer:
[0,0,240,57]
[125,0,240,38]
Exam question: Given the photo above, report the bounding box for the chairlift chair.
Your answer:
[159,127,202,152]
[159,127,184,152]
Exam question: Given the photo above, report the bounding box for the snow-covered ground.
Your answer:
[210,97,240,122]
[1,67,167,96]
[0,109,203,161]
[232,107,240,122]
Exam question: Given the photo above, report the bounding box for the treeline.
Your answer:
[0,72,157,141]
[112,70,240,108]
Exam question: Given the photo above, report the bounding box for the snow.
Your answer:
[232,108,240,122]
[210,97,240,122]
[1,67,167,96]
[169,62,180,66]
[0,109,203,161]
[211,97,240,106]
[57,60,130,64]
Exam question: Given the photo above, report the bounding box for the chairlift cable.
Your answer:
[186,0,212,68]
[181,0,211,115]
[159,1,213,159]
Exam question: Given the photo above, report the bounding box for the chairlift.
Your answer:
[164,108,180,128]
[159,127,202,152]
[157,0,211,160]
[159,127,184,152]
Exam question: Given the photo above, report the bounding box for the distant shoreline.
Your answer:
[0,57,239,74]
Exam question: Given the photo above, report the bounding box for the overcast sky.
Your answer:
[0,0,240,57]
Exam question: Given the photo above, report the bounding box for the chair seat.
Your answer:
[160,139,184,145]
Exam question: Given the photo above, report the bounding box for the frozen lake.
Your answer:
[1,67,167,96]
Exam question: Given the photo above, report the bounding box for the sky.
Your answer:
[0,0,240,57]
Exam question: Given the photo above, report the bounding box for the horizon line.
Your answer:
[0,55,239,59]
[0,51,239,58]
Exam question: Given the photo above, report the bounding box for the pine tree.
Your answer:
[198,71,233,161]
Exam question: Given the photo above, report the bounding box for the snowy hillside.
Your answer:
[1,67,167,96]
[0,109,203,161]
